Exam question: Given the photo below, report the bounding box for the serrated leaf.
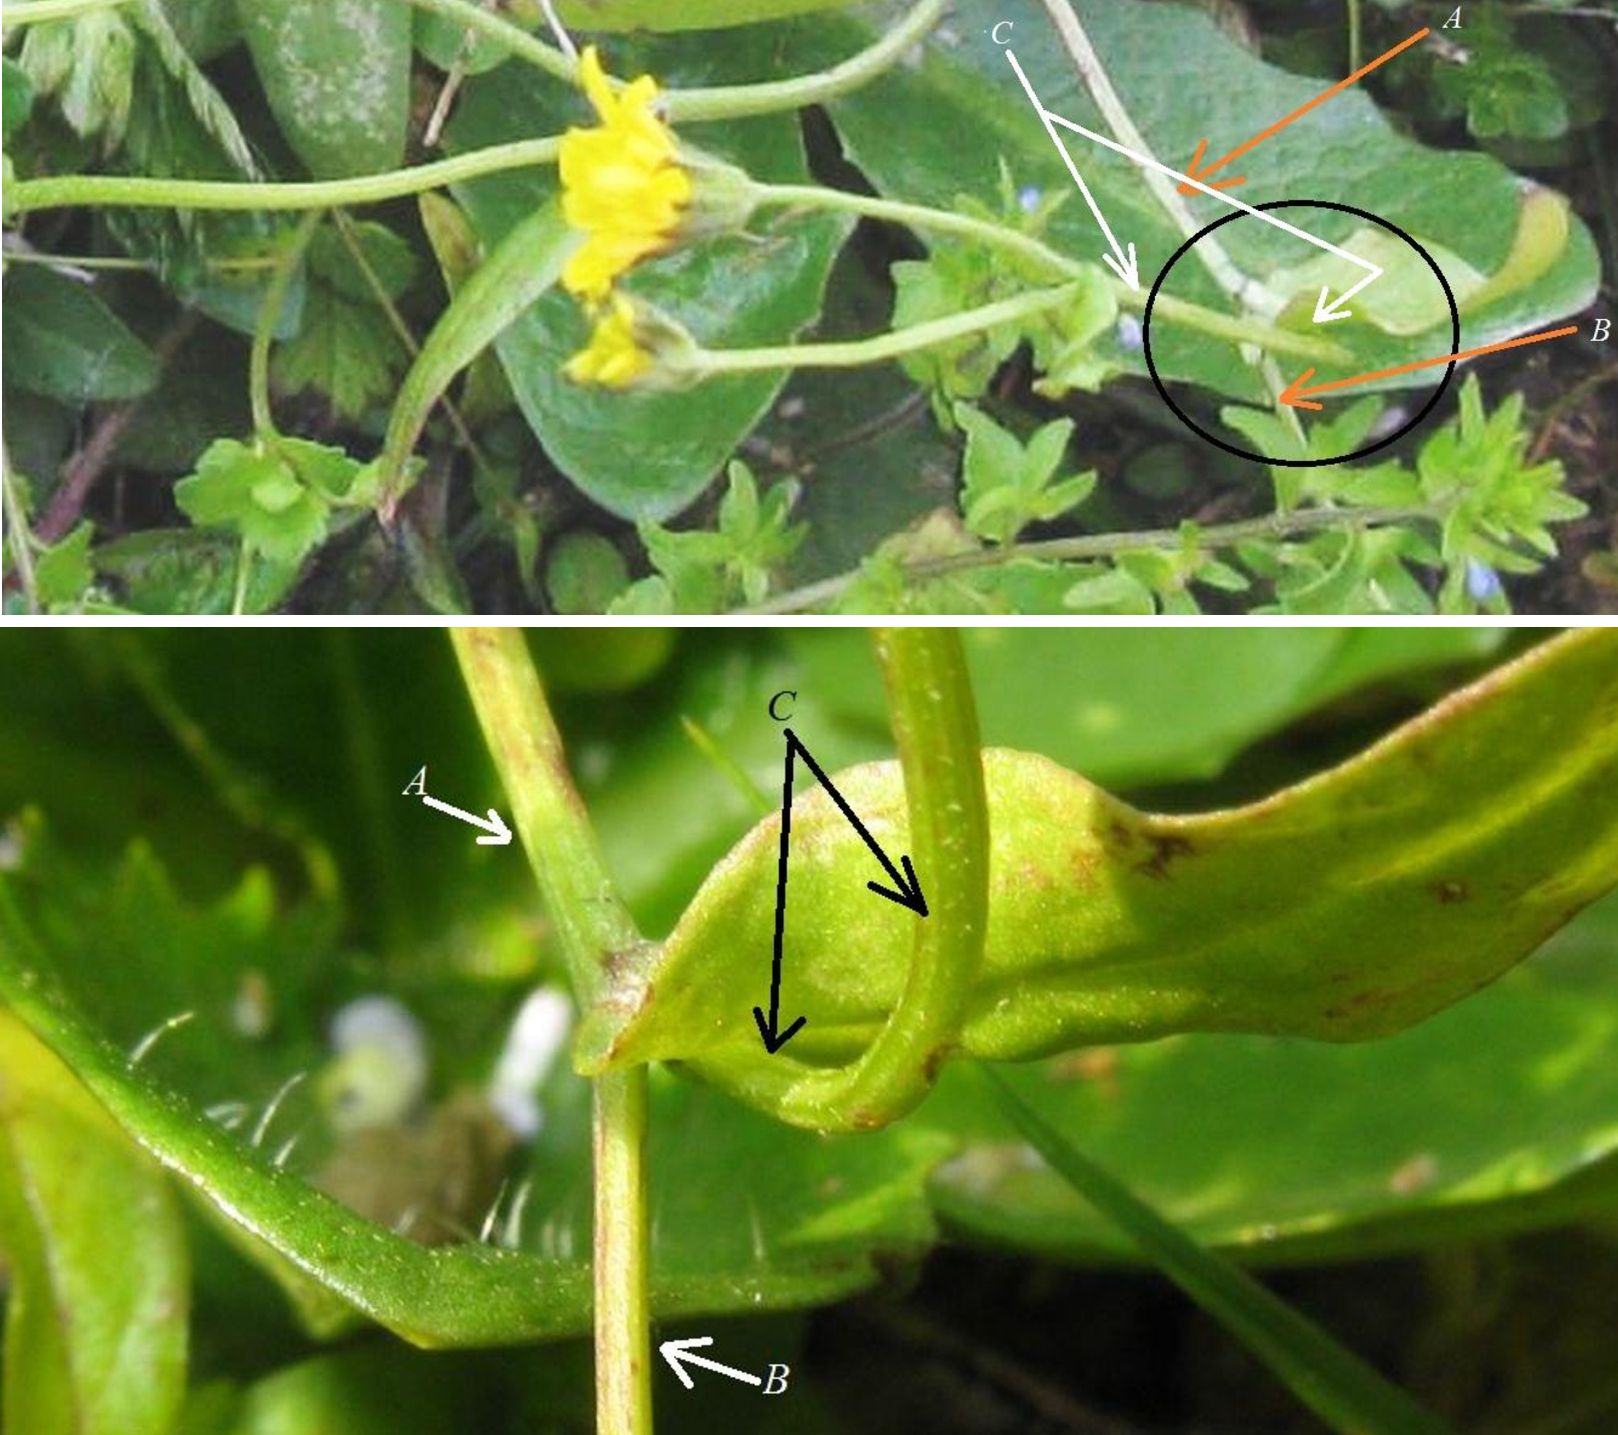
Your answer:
[581,632,1618,1129]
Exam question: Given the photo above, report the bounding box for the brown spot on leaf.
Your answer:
[1430,879,1470,904]
[1136,832,1195,880]
[922,1044,951,1084]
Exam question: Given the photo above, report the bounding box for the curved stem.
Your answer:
[747,183,1351,364]
[5,138,561,214]
[400,0,944,122]
[667,0,946,121]
[249,210,321,442]
[749,505,1438,614]
[449,628,652,1435]
[752,181,1083,277]
[700,631,990,1132]
[681,284,1080,377]
[819,628,990,1129]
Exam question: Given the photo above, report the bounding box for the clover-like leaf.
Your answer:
[580,631,1618,1129]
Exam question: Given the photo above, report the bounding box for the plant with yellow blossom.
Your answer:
[557,46,692,304]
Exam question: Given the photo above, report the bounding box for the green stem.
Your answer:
[1036,0,1261,309]
[681,284,1080,377]
[678,275,1345,381]
[747,182,1351,364]
[400,0,944,122]
[1,0,128,27]
[1,458,40,613]
[1348,0,1364,72]
[5,138,561,214]
[752,181,1082,277]
[699,630,990,1132]
[448,628,642,1006]
[594,1067,652,1435]
[0,250,279,272]
[666,0,946,121]
[229,542,252,615]
[449,627,652,1435]
[748,505,1437,614]
[825,628,990,1128]
[249,209,321,442]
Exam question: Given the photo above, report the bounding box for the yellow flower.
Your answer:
[558,46,692,302]
[565,294,653,389]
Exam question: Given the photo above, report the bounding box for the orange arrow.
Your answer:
[1279,325,1580,410]
[1178,27,1431,196]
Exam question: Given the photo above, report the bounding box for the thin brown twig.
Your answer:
[37,310,200,544]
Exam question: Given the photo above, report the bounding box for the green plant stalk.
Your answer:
[744,183,1351,363]
[679,278,1343,379]
[5,0,941,214]
[450,628,651,1435]
[5,139,562,214]
[400,0,945,121]
[747,504,1438,614]
[594,1066,652,1435]
[249,209,322,442]
[689,629,989,1132]
[1,460,40,613]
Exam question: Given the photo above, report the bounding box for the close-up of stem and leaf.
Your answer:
[3,626,1618,1432]
[2,0,1611,615]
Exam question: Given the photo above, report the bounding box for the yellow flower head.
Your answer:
[565,294,653,389]
[558,47,692,302]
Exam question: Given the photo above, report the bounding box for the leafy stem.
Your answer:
[449,628,651,1435]
[748,505,1439,614]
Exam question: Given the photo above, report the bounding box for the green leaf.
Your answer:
[808,0,1599,404]
[1,266,159,403]
[273,224,414,422]
[174,437,346,565]
[381,202,573,503]
[2,57,35,142]
[581,632,1618,1126]
[956,404,1095,544]
[94,528,302,614]
[234,0,409,179]
[0,825,948,1346]
[34,521,95,608]
[0,1008,189,1435]
[444,41,847,520]
[926,885,1618,1266]
[788,627,1509,789]
[984,1070,1451,1435]
[546,532,631,614]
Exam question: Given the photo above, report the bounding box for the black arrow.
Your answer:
[753,729,928,1056]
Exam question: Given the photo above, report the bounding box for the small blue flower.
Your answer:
[1466,558,1503,603]
[1017,184,1042,214]
[1115,313,1144,352]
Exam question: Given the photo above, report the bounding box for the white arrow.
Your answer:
[1005,49,1381,322]
[420,793,512,845]
[1004,47,1139,289]
[659,1337,763,1391]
